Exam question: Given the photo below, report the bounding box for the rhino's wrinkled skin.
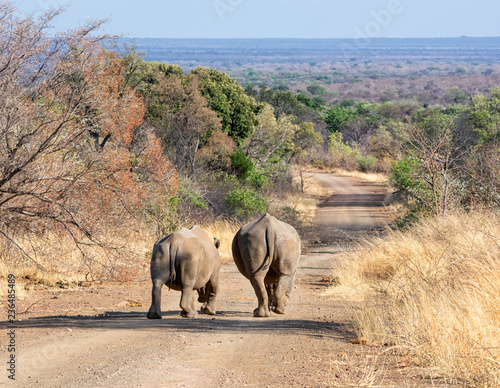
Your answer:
[232,214,301,317]
[147,226,220,319]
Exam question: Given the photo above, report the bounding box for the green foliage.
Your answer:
[230,149,256,180]
[340,98,356,107]
[249,171,268,190]
[296,94,323,110]
[466,87,500,143]
[391,158,425,194]
[178,182,208,210]
[252,85,317,118]
[444,86,469,103]
[355,155,377,172]
[390,157,435,224]
[328,132,360,169]
[307,84,327,96]
[190,67,261,144]
[324,106,357,134]
[147,61,184,79]
[224,187,268,218]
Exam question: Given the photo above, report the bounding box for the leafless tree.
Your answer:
[0,2,175,276]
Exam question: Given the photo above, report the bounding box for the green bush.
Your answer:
[328,132,360,169]
[230,149,255,180]
[249,171,268,191]
[355,155,377,172]
[224,187,268,218]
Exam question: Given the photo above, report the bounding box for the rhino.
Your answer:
[147,226,220,319]
[232,214,301,317]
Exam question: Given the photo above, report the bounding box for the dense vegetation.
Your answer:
[2,2,500,280]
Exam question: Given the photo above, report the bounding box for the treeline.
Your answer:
[0,3,323,278]
[2,2,499,278]
[245,74,500,224]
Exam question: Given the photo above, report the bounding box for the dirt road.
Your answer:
[307,173,390,231]
[2,174,431,387]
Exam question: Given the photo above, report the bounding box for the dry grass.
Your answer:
[326,211,500,387]
[201,218,241,265]
[0,224,155,289]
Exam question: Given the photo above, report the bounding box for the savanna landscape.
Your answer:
[1,1,500,387]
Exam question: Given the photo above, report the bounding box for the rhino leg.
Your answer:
[179,287,198,318]
[273,274,294,314]
[266,284,277,309]
[201,276,218,315]
[147,278,164,319]
[250,274,270,317]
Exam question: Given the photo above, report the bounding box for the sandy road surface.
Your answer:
[1,174,436,388]
[307,173,390,231]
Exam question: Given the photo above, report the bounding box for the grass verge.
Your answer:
[326,211,500,387]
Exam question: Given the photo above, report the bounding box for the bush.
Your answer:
[230,149,255,180]
[328,132,360,170]
[224,187,268,218]
[249,171,268,191]
[355,155,377,172]
[307,84,327,96]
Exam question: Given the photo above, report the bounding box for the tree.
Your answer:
[458,88,500,206]
[465,87,500,144]
[145,73,222,177]
[392,120,464,218]
[324,106,357,134]
[0,2,177,276]
[307,84,327,96]
[196,131,236,173]
[190,67,262,145]
[244,104,298,167]
[287,122,324,163]
[251,84,320,120]
[339,116,372,145]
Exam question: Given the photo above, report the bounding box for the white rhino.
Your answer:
[147,226,220,319]
[232,214,301,317]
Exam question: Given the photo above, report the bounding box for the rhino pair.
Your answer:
[147,214,301,319]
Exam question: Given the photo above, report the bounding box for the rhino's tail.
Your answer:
[168,242,177,289]
[264,225,275,271]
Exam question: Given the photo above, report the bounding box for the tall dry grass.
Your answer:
[201,218,241,265]
[0,223,156,288]
[327,211,500,387]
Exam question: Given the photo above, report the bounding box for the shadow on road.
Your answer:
[5,311,355,341]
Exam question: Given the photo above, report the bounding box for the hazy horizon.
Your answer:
[17,0,500,40]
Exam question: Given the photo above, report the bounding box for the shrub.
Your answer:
[224,187,268,218]
[230,149,255,180]
[249,171,268,191]
[328,132,360,170]
[355,155,377,172]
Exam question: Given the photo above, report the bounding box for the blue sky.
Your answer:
[17,0,500,39]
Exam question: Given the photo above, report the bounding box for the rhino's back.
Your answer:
[239,214,298,241]
[236,214,300,258]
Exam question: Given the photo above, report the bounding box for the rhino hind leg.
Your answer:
[250,275,271,317]
[179,287,198,318]
[273,274,294,314]
[147,278,164,319]
[266,284,277,309]
[200,277,218,315]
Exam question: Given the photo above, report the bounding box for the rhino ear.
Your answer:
[214,238,220,249]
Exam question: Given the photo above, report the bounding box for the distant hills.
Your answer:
[125,37,500,69]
